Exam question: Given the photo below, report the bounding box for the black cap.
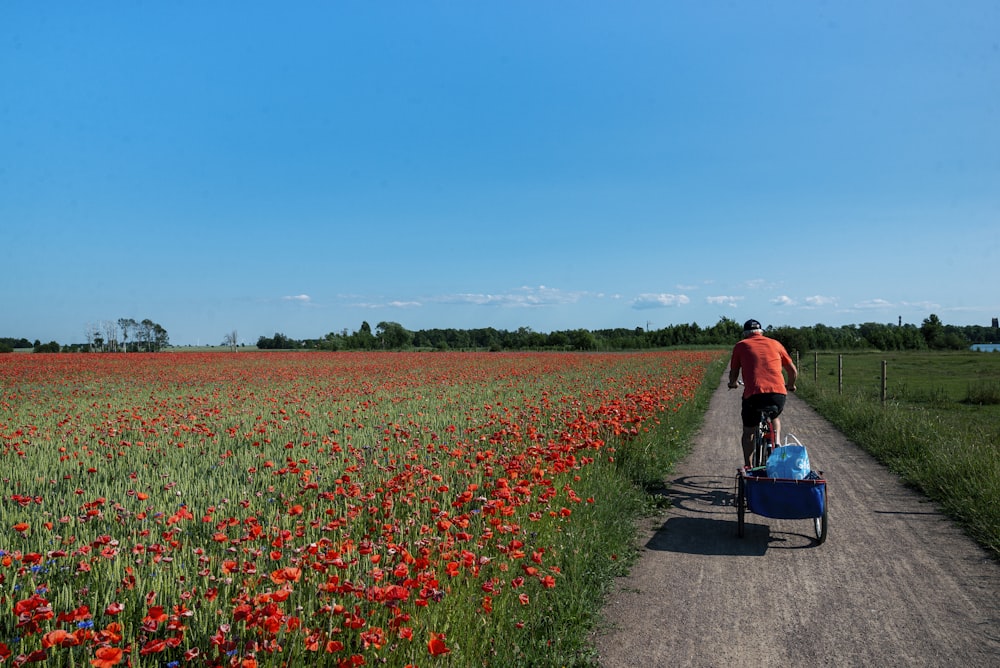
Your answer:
[743,319,762,332]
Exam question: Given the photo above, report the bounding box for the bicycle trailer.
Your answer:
[737,467,828,543]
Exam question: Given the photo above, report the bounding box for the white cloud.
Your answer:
[631,293,691,310]
[354,300,422,309]
[707,295,743,307]
[282,294,311,303]
[771,295,796,306]
[805,295,837,307]
[854,299,940,313]
[854,298,893,309]
[435,285,586,308]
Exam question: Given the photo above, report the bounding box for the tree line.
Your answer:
[0,318,169,353]
[253,315,998,353]
[3,314,995,354]
[77,318,170,352]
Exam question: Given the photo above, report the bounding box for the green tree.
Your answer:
[921,314,945,349]
[153,323,169,350]
[316,332,342,351]
[568,329,598,350]
[771,326,810,355]
[33,340,60,353]
[548,331,569,348]
[257,333,294,349]
[708,316,743,344]
[119,318,138,352]
[376,322,412,349]
[349,322,377,350]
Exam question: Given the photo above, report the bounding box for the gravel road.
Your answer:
[593,374,1000,667]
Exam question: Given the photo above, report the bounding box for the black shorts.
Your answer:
[741,393,786,428]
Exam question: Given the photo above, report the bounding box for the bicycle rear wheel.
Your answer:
[813,486,828,544]
[736,474,746,537]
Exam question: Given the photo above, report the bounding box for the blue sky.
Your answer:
[2,2,997,346]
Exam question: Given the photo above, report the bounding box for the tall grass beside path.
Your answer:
[796,383,1000,560]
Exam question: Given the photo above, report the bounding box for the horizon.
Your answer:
[3,3,997,346]
[6,313,992,349]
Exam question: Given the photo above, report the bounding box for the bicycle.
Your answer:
[735,407,777,519]
[749,407,779,469]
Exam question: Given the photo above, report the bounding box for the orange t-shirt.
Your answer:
[730,334,792,398]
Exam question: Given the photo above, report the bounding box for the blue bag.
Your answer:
[766,444,810,480]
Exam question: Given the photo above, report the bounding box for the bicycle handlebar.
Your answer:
[728,379,796,392]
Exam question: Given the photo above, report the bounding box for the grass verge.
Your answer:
[796,383,1000,561]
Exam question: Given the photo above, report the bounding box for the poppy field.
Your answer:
[0,351,722,667]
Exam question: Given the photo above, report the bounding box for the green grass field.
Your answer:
[796,350,1000,559]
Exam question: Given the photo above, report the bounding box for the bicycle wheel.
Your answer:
[751,415,773,469]
[813,486,828,544]
[736,474,746,538]
[751,432,767,469]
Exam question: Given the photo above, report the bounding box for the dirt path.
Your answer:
[593,373,1000,667]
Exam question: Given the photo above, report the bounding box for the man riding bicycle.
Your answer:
[728,319,798,468]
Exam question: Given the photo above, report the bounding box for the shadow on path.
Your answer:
[645,516,768,556]
[661,474,737,514]
[644,473,823,555]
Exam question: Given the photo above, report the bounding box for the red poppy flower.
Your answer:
[56,603,89,623]
[140,638,168,655]
[427,631,450,656]
[269,566,301,584]
[42,629,75,648]
[91,646,124,668]
[143,606,168,623]
[20,649,47,663]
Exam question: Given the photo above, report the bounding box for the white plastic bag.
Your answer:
[766,444,811,480]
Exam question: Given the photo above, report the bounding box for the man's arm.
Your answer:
[728,365,740,389]
[784,361,798,391]
[728,346,741,389]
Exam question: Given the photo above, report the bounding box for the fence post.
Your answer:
[881,360,887,404]
[813,351,818,382]
[838,354,843,394]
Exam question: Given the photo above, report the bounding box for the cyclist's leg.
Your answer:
[739,399,758,467]
[741,426,755,467]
